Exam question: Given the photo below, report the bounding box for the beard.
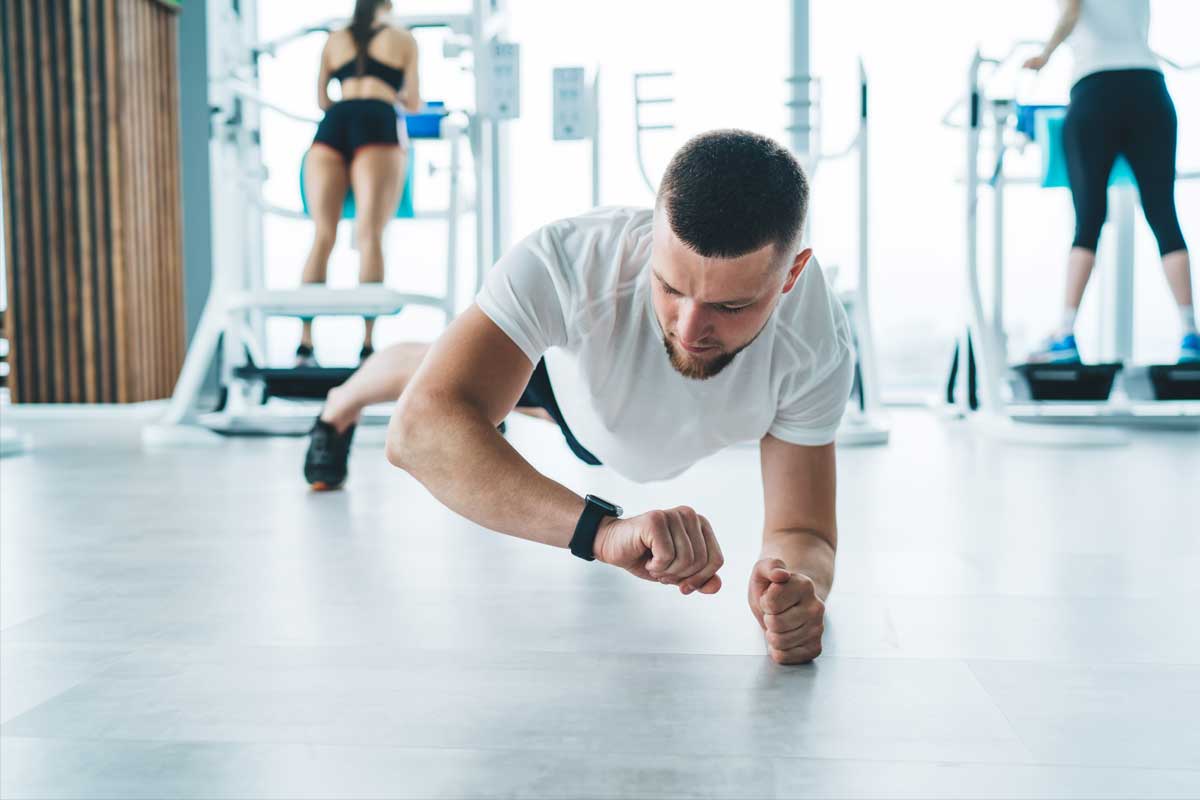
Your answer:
[662,336,746,380]
[658,307,775,380]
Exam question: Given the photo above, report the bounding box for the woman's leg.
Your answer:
[1062,247,1098,327]
[1160,250,1194,320]
[349,145,406,352]
[1119,74,1192,328]
[299,145,350,350]
[1060,78,1120,328]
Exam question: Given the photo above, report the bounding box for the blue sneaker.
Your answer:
[1029,332,1081,364]
[1180,333,1200,363]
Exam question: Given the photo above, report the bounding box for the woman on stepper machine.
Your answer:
[1023,0,1197,364]
[296,0,421,366]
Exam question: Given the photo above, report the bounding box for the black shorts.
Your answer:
[312,99,401,163]
[516,359,601,466]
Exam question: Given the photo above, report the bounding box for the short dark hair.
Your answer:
[657,129,808,262]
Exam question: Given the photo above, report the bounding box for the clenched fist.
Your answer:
[748,557,825,664]
[592,506,724,594]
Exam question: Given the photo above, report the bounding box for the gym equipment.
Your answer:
[551,67,601,208]
[232,365,356,402]
[145,2,519,444]
[1012,362,1122,402]
[1114,363,1200,403]
[808,62,888,446]
[942,45,1200,444]
[783,13,887,446]
[787,2,882,445]
[632,71,674,196]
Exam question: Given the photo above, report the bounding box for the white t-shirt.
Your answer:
[1068,0,1159,86]
[476,207,854,483]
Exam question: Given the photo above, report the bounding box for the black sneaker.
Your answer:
[296,344,318,368]
[304,418,356,490]
[358,344,375,364]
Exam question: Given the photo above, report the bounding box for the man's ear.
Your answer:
[782,248,813,294]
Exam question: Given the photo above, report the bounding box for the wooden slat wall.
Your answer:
[0,0,184,403]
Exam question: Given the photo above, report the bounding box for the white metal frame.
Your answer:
[144,1,509,445]
[799,62,889,447]
[947,48,1200,445]
[785,0,885,445]
[632,71,674,196]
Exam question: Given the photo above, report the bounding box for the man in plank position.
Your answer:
[304,129,854,664]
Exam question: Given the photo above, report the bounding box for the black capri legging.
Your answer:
[1063,68,1187,256]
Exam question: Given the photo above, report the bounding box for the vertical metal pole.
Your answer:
[213,0,243,384]
[243,0,266,353]
[489,0,512,265]
[491,122,502,261]
[855,61,882,415]
[446,125,461,320]
[1110,186,1136,362]
[992,104,1007,363]
[471,0,491,281]
[471,116,487,292]
[963,51,1004,416]
[472,0,511,273]
[788,0,812,161]
[590,71,601,209]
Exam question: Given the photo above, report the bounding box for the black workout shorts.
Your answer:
[516,359,602,466]
[312,99,401,163]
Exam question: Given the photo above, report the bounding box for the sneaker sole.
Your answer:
[1031,352,1082,364]
[1029,358,1082,366]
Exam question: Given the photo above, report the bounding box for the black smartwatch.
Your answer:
[569,494,623,561]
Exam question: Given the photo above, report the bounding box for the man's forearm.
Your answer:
[760,528,836,600]
[387,403,584,549]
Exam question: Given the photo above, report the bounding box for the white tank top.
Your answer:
[1067,0,1160,86]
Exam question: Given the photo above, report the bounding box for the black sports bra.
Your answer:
[331,26,405,91]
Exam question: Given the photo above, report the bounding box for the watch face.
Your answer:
[587,495,622,517]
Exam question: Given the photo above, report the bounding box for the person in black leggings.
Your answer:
[1024,0,1197,364]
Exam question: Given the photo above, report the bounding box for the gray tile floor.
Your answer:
[1,408,1198,799]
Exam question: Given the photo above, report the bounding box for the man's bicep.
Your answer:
[401,305,537,426]
[759,435,837,547]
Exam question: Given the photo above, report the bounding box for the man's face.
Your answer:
[650,210,810,380]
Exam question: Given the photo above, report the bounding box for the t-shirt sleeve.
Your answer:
[768,339,856,446]
[474,227,575,365]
